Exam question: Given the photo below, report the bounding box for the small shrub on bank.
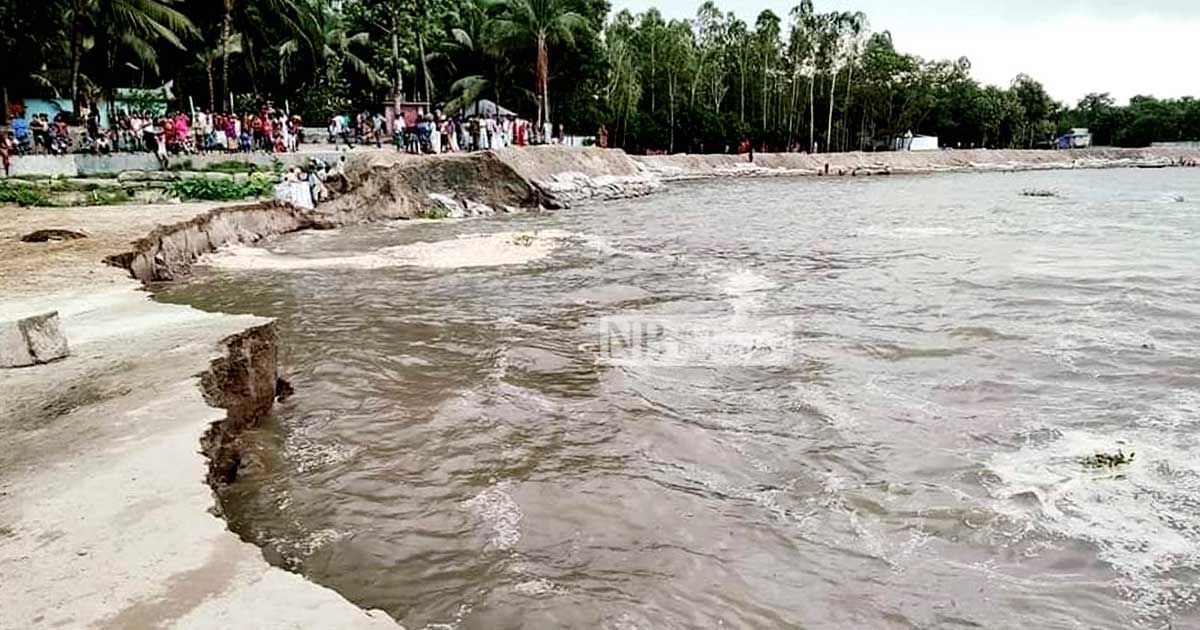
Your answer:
[169,174,274,201]
[204,160,264,174]
[0,182,52,207]
[86,188,132,205]
[418,206,451,220]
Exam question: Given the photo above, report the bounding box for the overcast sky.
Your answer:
[609,0,1199,105]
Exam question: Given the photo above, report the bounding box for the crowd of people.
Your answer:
[2,103,304,161]
[330,110,567,154]
[1,102,582,176]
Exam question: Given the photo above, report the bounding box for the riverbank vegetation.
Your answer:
[3,0,1198,153]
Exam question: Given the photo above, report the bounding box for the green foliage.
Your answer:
[169,174,275,201]
[4,0,1196,154]
[418,206,451,219]
[1083,450,1135,469]
[0,182,52,207]
[203,160,266,174]
[84,188,134,205]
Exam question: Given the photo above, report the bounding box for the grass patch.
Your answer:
[203,160,266,174]
[0,181,52,206]
[83,188,133,205]
[418,206,451,220]
[169,173,275,201]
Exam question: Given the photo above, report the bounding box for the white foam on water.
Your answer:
[417,603,473,630]
[464,483,524,551]
[203,230,581,270]
[512,577,562,597]
[986,426,1200,621]
[720,268,778,297]
[283,411,363,474]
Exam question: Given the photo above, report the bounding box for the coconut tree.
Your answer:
[66,0,196,108]
[492,0,588,130]
[198,34,242,112]
[220,0,308,109]
[279,0,380,87]
[435,0,504,111]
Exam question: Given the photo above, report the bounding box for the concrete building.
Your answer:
[894,133,939,151]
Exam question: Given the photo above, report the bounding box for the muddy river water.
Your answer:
[159,169,1200,629]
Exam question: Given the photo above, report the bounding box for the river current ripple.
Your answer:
[160,169,1200,629]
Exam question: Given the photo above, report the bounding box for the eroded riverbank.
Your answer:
[1,146,1198,629]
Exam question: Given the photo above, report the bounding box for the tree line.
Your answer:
[3,0,1198,152]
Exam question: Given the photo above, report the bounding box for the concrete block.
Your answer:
[0,312,70,368]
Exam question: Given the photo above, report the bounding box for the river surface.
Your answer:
[159,169,1200,629]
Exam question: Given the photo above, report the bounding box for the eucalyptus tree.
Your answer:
[604,10,642,143]
[752,10,781,132]
[786,0,816,150]
[660,19,696,152]
[836,11,867,150]
[725,16,753,124]
[635,9,667,112]
[691,1,728,113]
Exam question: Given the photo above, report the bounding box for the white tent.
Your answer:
[461,99,517,117]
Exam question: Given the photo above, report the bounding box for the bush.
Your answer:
[204,160,263,174]
[418,206,451,220]
[0,182,52,207]
[169,173,275,201]
[85,188,132,206]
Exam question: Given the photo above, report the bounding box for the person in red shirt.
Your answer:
[261,115,275,153]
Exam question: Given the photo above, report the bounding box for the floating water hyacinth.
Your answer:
[1082,449,1136,469]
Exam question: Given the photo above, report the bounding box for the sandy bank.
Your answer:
[637,146,1200,179]
[0,203,401,629]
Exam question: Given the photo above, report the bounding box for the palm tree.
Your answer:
[198,34,242,112]
[67,0,196,108]
[437,0,505,112]
[279,0,380,87]
[493,0,587,130]
[221,0,307,109]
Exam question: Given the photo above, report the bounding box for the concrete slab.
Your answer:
[0,311,69,367]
